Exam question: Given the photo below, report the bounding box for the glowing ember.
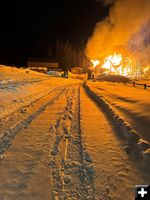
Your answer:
[91,59,100,67]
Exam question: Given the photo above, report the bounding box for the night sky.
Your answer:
[0,0,109,66]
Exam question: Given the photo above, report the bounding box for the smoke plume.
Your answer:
[86,0,150,65]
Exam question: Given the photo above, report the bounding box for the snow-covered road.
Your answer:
[80,87,150,200]
[0,79,150,200]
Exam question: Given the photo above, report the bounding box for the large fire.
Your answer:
[102,53,129,76]
[91,52,148,77]
[102,53,122,69]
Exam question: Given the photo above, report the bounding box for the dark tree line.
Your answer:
[46,40,91,72]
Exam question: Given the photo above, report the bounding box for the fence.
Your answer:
[125,81,150,90]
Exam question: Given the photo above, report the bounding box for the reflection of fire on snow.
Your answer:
[91,53,150,77]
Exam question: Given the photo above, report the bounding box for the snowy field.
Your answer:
[0,66,150,200]
[0,65,78,119]
[86,80,150,142]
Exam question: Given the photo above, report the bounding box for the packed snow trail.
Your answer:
[0,85,82,200]
[0,81,150,200]
[0,84,93,200]
[80,86,150,200]
[49,84,94,199]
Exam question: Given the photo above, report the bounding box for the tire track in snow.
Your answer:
[49,84,95,200]
[0,85,69,154]
[0,85,78,200]
[0,82,80,124]
[0,84,66,130]
[81,85,150,200]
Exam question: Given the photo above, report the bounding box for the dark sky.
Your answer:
[0,0,109,65]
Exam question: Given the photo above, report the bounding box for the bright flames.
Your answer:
[102,53,133,76]
[102,53,139,76]
[91,53,150,77]
[91,53,129,76]
[91,59,100,67]
[102,53,122,69]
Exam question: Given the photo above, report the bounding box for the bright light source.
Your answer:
[91,59,100,67]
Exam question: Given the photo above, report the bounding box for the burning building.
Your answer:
[86,0,150,78]
[91,53,143,78]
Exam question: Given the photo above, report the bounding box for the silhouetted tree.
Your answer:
[55,40,91,72]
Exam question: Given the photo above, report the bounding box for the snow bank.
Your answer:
[97,74,130,83]
[84,82,150,164]
[86,80,150,141]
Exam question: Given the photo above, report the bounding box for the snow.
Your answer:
[80,87,150,200]
[86,80,150,143]
[0,66,150,199]
[0,65,80,119]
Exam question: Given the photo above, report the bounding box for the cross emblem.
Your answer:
[135,185,150,199]
[138,188,147,198]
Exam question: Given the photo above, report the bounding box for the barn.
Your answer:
[27,57,63,73]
